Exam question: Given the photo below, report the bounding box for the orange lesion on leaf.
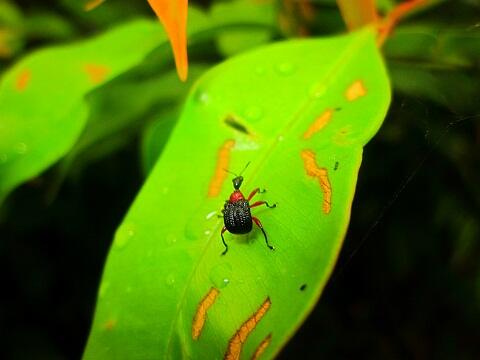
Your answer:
[83,64,110,84]
[84,0,106,11]
[208,139,235,198]
[301,150,332,214]
[103,319,117,330]
[15,70,31,91]
[224,297,271,360]
[251,333,272,360]
[303,109,333,140]
[147,0,188,81]
[192,287,220,340]
[345,80,367,101]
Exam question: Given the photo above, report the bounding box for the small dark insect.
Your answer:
[300,284,307,291]
[220,163,276,255]
[334,161,339,171]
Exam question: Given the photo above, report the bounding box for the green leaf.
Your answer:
[141,107,181,177]
[84,28,390,359]
[211,0,277,57]
[0,19,165,202]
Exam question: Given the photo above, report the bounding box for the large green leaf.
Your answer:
[84,28,390,359]
[0,19,165,202]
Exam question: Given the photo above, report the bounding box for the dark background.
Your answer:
[1,0,479,359]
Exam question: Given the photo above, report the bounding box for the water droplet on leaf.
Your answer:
[166,233,177,247]
[309,83,327,98]
[165,273,176,287]
[275,62,295,76]
[99,282,109,299]
[209,263,233,289]
[194,88,211,105]
[114,223,135,249]
[244,106,264,122]
[206,211,218,220]
[15,142,27,154]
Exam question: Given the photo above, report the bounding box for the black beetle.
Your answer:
[220,166,276,255]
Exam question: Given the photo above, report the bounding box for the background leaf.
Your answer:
[0,19,164,202]
[84,28,390,359]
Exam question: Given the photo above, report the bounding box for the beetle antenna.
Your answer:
[223,168,238,176]
[224,161,250,177]
[239,161,251,175]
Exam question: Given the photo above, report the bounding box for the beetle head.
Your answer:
[232,176,243,190]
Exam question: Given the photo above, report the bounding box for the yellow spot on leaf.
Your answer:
[224,297,271,360]
[208,139,235,198]
[84,64,110,84]
[84,0,105,11]
[303,109,333,140]
[345,80,367,101]
[16,70,31,91]
[251,333,272,360]
[301,150,332,214]
[147,0,188,81]
[192,287,220,340]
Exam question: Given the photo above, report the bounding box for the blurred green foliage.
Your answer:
[0,0,479,359]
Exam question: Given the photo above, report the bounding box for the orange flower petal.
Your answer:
[147,0,189,81]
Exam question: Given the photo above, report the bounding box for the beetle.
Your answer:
[220,165,276,255]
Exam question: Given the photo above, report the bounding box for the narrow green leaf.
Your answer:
[84,28,390,359]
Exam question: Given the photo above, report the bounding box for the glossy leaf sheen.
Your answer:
[84,28,390,359]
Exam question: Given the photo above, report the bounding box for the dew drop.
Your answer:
[209,262,233,289]
[165,273,176,287]
[194,88,211,105]
[275,62,295,76]
[0,154,7,163]
[99,282,109,299]
[205,211,218,220]
[244,106,264,122]
[309,83,327,98]
[114,223,135,249]
[15,142,27,154]
[166,233,177,247]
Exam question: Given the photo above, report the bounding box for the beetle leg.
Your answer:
[250,200,276,209]
[221,226,228,255]
[247,187,266,201]
[252,217,275,251]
